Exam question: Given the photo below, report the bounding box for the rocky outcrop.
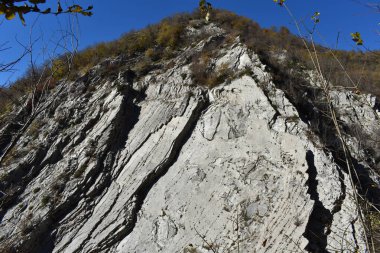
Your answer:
[0,23,379,253]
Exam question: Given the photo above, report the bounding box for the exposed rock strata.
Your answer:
[0,23,378,253]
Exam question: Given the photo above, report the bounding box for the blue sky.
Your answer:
[0,0,379,85]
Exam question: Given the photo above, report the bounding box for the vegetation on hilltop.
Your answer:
[0,6,379,252]
[0,9,379,118]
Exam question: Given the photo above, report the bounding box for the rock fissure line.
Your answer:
[24,91,140,253]
[303,150,332,253]
[56,91,142,253]
[71,185,125,253]
[114,103,187,178]
[331,163,346,215]
[331,150,380,209]
[65,94,208,253]
[103,95,208,250]
[255,82,282,129]
[351,218,360,252]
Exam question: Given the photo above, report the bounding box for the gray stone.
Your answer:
[0,22,377,253]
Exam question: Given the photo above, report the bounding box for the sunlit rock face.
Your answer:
[0,23,378,253]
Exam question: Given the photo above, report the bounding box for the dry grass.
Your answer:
[1,9,379,119]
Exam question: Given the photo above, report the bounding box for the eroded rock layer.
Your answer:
[0,23,379,253]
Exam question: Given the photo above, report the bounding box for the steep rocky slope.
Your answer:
[0,23,379,253]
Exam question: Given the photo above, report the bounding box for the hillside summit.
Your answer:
[0,14,379,253]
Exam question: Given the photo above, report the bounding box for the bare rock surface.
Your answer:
[0,23,378,253]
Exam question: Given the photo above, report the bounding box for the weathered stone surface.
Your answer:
[0,23,378,253]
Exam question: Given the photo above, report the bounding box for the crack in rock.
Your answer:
[303,150,333,253]
[97,94,208,251]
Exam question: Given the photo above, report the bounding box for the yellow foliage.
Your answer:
[156,21,183,48]
[51,59,68,80]
[135,29,155,52]
[145,48,155,58]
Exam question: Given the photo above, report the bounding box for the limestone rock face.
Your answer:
[0,23,378,253]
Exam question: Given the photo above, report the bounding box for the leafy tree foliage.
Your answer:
[0,0,92,25]
[156,21,184,48]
